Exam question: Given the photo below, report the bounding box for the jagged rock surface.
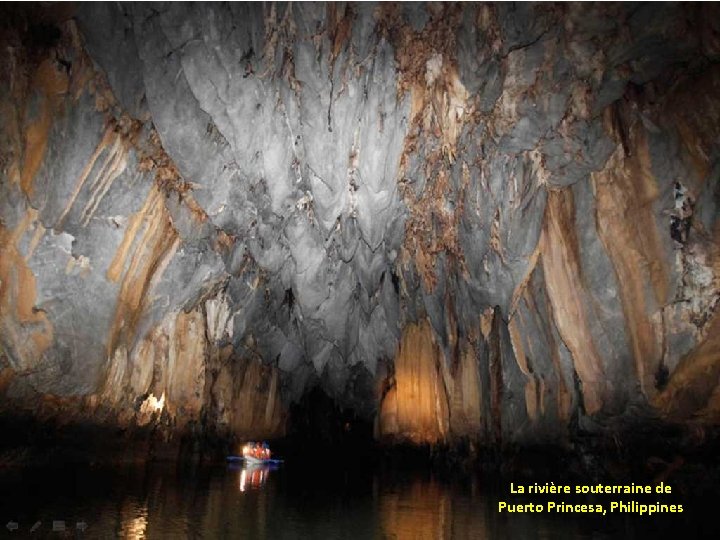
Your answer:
[1,2,719,449]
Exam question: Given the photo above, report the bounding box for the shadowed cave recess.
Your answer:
[1,1,719,481]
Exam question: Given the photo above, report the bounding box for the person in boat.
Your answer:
[261,441,271,460]
[241,441,271,460]
[242,441,257,459]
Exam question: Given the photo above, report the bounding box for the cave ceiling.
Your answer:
[1,3,719,440]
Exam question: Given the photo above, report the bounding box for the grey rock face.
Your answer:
[1,2,719,446]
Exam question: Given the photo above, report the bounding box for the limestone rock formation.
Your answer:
[0,2,719,452]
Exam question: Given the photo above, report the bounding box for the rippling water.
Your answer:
[0,460,716,539]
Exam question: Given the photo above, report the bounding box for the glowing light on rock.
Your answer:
[154,392,165,412]
[120,505,148,540]
[138,392,166,419]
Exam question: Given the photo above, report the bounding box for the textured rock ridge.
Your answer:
[0,3,719,452]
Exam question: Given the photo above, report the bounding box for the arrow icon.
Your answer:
[6,521,19,531]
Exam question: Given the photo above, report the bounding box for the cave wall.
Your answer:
[0,2,719,449]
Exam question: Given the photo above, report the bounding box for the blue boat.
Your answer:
[226,455,283,465]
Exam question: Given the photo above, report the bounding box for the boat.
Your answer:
[226,441,283,466]
[244,455,275,465]
[226,455,283,465]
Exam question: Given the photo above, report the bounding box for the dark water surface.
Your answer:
[0,459,717,539]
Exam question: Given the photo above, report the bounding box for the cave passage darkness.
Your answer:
[1,0,720,512]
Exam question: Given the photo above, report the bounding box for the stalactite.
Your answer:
[378,319,449,443]
[106,186,180,357]
[0,210,54,373]
[488,307,503,445]
[593,107,668,399]
[540,189,606,414]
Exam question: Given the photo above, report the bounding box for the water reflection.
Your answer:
[0,463,716,539]
[238,463,272,492]
[379,477,490,540]
[381,479,452,539]
[119,502,148,539]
